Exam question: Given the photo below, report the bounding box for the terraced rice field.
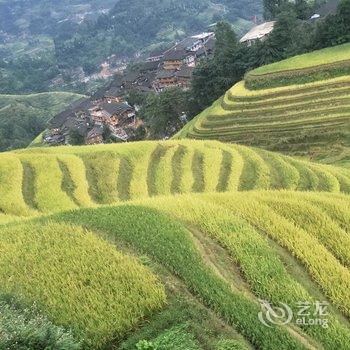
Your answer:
[176,44,350,164]
[1,187,350,349]
[245,43,350,89]
[178,75,350,162]
[0,140,347,217]
[1,67,350,348]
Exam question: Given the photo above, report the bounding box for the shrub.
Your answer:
[0,295,81,350]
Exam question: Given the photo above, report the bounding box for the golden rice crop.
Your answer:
[57,154,94,207]
[0,154,33,216]
[209,192,350,316]
[0,221,165,348]
[18,155,77,213]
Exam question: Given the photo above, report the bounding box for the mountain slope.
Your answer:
[54,0,261,70]
[0,92,84,151]
[178,44,350,166]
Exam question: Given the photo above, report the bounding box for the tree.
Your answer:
[313,0,350,48]
[191,22,243,109]
[139,87,189,139]
[263,0,288,20]
[68,128,84,145]
[262,9,298,61]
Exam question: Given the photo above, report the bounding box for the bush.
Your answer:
[0,295,81,350]
[216,339,249,350]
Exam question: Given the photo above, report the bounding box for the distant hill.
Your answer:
[54,0,261,71]
[0,92,84,151]
[177,43,350,167]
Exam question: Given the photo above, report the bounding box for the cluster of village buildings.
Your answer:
[46,7,331,147]
[44,31,216,145]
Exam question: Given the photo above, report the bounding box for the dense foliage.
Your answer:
[0,92,83,151]
[0,295,80,350]
[0,0,261,94]
[191,0,350,109]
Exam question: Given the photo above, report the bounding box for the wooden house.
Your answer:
[85,125,104,145]
[153,70,178,91]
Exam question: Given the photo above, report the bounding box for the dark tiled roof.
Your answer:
[149,49,165,57]
[87,125,104,138]
[101,102,133,116]
[164,49,188,61]
[156,70,176,79]
[171,37,200,51]
[176,65,194,78]
[105,86,124,97]
[140,60,159,72]
[49,98,92,128]
[122,71,140,83]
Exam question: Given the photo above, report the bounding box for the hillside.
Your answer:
[178,43,350,166]
[54,0,260,71]
[0,140,347,217]
[0,92,84,151]
[0,140,350,349]
[0,0,261,94]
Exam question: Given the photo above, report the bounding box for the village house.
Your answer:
[85,125,104,145]
[240,21,276,46]
[153,70,178,91]
[163,50,189,70]
[94,102,136,127]
[147,49,164,62]
[176,65,195,90]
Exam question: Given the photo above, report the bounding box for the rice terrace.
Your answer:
[1,20,350,350]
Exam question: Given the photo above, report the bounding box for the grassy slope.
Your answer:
[250,43,350,76]
[1,191,350,349]
[0,92,84,151]
[0,140,347,216]
[178,45,350,166]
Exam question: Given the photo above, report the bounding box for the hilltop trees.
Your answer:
[314,0,350,48]
[139,87,191,139]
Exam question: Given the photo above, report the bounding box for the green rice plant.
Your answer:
[287,158,319,191]
[0,221,165,348]
[154,143,178,196]
[0,154,33,216]
[210,193,350,317]
[255,149,300,190]
[217,145,244,192]
[18,155,77,213]
[245,44,350,89]
[80,151,121,204]
[57,154,94,207]
[299,193,350,232]
[235,146,270,190]
[308,164,341,192]
[228,76,350,100]
[137,194,350,350]
[129,142,157,200]
[257,195,350,267]
[55,205,306,350]
[248,44,350,75]
[177,145,195,193]
[147,144,169,197]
